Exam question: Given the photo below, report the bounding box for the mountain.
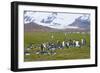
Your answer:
[25,22,89,32]
[24,22,60,32]
[24,12,90,32]
[69,15,90,30]
[40,12,57,24]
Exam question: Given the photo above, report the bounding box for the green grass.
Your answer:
[24,32,90,62]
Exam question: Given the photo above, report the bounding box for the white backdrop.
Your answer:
[0,0,99,73]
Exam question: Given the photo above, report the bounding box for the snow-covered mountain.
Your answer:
[69,15,90,30]
[24,11,90,30]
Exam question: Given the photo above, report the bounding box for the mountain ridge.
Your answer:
[24,12,90,32]
[24,22,89,32]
